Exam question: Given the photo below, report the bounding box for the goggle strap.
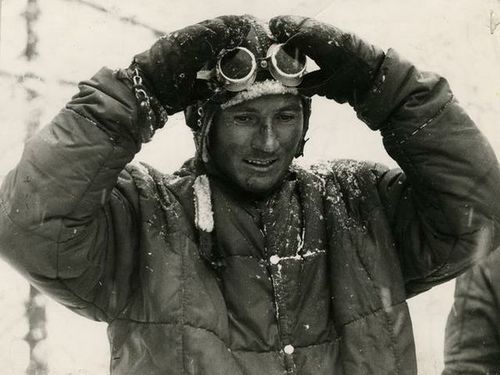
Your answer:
[197,70,216,80]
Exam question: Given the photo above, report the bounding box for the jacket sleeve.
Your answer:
[442,250,500,374]
[0,67,145,321]
[355,49,500,297]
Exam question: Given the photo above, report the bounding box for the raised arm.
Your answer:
[0,69,141,321]
[362,51,500,295]
[270,16,500,296]
[0,16,250,321]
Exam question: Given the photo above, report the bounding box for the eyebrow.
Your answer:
[229,107,259,113]
[278,104,303,111]
[228,104,303,113]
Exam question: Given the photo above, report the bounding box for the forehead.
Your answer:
[222,94,303,113]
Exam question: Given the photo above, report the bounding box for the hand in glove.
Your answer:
[269,16,385,106]
[133,16,250,115]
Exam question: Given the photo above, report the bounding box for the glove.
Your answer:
[269,16,385,106]
[133,16,250,114]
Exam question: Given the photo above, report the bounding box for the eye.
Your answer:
[234,115,251,122]
[233,114,257,125]
[277,112,297,123]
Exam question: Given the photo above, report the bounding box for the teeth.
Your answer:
[247,159,274,166]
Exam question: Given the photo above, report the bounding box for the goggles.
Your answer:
[197,44,307,92]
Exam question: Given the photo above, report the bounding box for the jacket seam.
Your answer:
[65,107,99,127]
[47,110,122,314]
[107,182,141,323]
[54,144,117,278]
[230,337,342,354]
[59,156,117,230]
[407,98,497,286]
[149,164,187,375]
[0,197,59,242]
[412,224,489,284]
[58,278,109,320]
[396,95,454,145]
[353,236,401,374]
[110,317,342,354]
[378,93,456,373]
[339,299,407,328]
[78,79,137,112]
[65,107,119,145]
[0,197,110,320]
[387,95,456,286]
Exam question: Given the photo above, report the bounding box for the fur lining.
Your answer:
[220,80,298,109]
[193,174,214,232]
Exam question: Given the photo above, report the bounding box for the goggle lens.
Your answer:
[219,48,254,80]
[273,46,306,75]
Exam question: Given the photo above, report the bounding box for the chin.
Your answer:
[242,177,280,198]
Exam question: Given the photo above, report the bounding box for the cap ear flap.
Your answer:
[184,105,200,131]
[295,96,311,158]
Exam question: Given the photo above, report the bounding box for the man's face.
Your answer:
[210,94,304,197]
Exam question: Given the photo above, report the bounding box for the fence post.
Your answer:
[21,1,49,374]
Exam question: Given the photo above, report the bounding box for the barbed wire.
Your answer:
[64,0,165,37]
[0,1,165,90]
[0,69,77,86]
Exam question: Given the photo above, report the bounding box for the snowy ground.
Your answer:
[0,0,499,373]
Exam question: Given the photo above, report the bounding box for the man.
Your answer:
[443,250,500,375]
[0,14,499,375]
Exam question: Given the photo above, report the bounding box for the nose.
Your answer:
[252,121,279,153]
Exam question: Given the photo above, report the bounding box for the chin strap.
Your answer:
[295,96,312,158]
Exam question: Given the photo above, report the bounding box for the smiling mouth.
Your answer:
[244,158,278,168]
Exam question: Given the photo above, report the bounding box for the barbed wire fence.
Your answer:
[0,1,164,373]
[65,0,164,36]
[20,1,49,374]
[0,0,165,90]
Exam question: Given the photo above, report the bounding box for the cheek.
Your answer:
[212,126,254,157]
[279,124,304,151]
[210,123,239,159]
[210,133,247,174]
[218,135,246,157]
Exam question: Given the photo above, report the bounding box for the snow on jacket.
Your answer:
[1,49,499,375]
[443,245,500,375]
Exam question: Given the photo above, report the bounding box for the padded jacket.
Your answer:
[443,245,500,374]
[1,49,499,375]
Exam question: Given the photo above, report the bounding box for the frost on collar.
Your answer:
[220,80,299,109]
[193,174,214,232]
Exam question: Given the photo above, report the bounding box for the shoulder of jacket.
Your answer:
[117,161,197,236]
[301,159,392,204]
[118,161,196,201]
[309,159,388,183]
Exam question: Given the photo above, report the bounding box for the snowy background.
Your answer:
[0,0,499,374]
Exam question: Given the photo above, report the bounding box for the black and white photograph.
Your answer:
[1,0,500,374]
